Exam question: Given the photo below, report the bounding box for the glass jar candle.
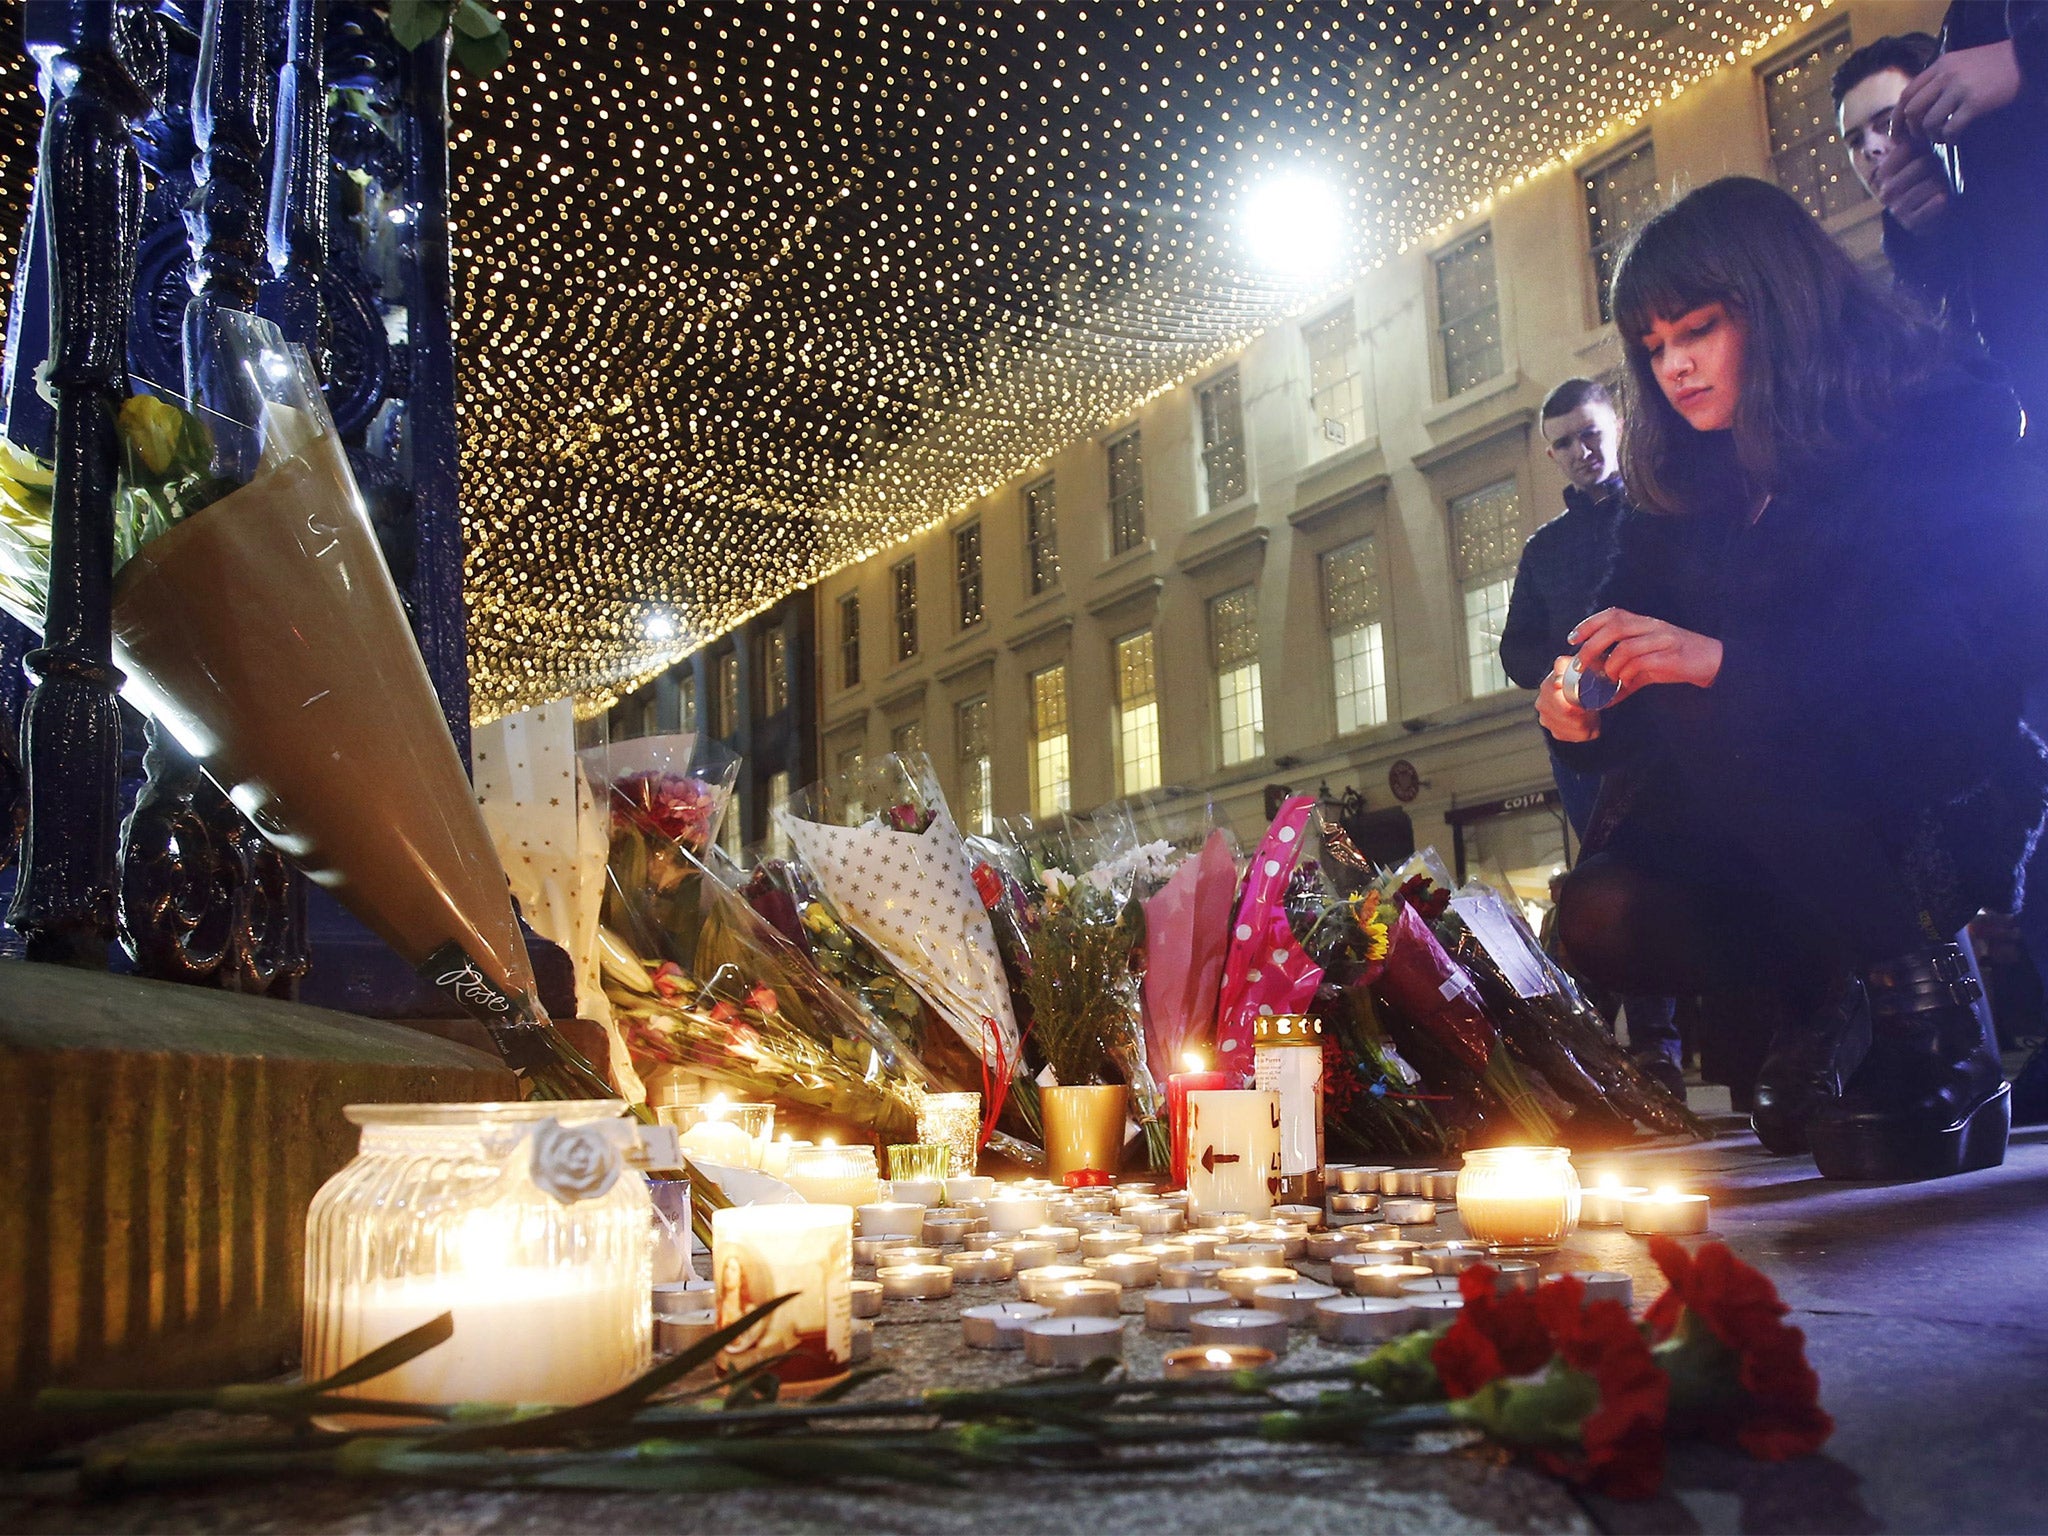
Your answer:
[915,1091,982,1176]
[782,1143,882,1206]
[1252,1014,1325,1203]
[657,1098,774,1169]
[303,1101,650,1415]
[1455,1147,1581,1251]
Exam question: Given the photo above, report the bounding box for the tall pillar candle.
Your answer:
[711,1205,852,1394]
[1166,1062,1231,1187]
[1184,1089,1281,1221]
[1252,1014,1325,1203]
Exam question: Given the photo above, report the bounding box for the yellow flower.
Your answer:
[118,393,189,476]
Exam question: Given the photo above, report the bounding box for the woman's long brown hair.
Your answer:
[1610,176,1949,515]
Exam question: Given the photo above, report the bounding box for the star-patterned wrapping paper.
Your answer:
[776,801,1020,1071]
[474,702,644,1099]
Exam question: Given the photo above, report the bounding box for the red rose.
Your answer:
[1644,1237,1832,1461]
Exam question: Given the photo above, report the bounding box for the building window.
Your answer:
[837,593,861,690]
[1208,586,1265,768]
[765,768,791,859]
[1584,139,1658,324]
[679,671,699,732]
[1451,479,1522,698]
[956,695,993,835]
[1029,662,1071,818]
[890,718,925,761]
[1107,430,1145,554]
[713,650,739,737]
[1322,535,1388,735]
[954,523,984,628]
[1434,227,1501,397]
[1114,629,1162,796]
[835,743,866,823]
[762,626,789,716]
[892,558,918,662]
[1024,476,1060,595]
[1197,371,1247,510]
[1765,25,1863,222]
[1305,305,1367,453]
[718,801,744,860]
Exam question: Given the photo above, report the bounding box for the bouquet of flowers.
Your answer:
[1139,825,1240,1090]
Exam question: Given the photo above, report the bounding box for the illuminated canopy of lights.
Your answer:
[0,1,1835,721]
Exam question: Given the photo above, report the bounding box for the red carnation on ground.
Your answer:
[1644,1237,1833,1461]
[1531,1275,1671,1499]
[1432,1265,1555,1394]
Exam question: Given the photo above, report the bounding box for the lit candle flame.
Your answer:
[707,1093,730,1119]
[1181,1049,1206,1072]
[821,1135,837,1148]
[1204,1348,1233,1365]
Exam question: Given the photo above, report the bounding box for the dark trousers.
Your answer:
[1549,743,1681,1066]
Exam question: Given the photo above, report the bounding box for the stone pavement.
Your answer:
[7,1099,2048,1533]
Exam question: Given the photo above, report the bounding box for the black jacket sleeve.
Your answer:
[1498,532,1555,690]
[1882,209,1969,321]
[1544,510,1669,776]
[2008,1,2048,98]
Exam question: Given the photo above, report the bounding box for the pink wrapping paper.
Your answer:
[1141,828,1239,1084]
[1214,795,1325,1083]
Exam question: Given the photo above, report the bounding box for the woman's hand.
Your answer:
[1899,41,2023,143]
[1568,608,1724,692]
[1537,657,1601,742]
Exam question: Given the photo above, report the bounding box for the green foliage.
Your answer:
[389,0,512,75]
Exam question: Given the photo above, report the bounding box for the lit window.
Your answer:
[955,523,984,628]
[1107,430,1145,554]
[1115,630,1162,796]
[1435,227,1501,397]
[1322,536,1387,734]
[1197,371,1247,510]
[762,626,789,715]
[1304,305,1367,453]
[956,695,992,835]
[835,743,866,824]
[892,558,918,662]
[1030,662,1071,817]
[1451,479,1522,698]
[1208,586,1265,767]
[1584,139,1658,324]
[713,650,739,737]
[1024,476,1059,595]
[891,718,925,761]
[1765,26,1863,222]
[838,593,861,690]
[679,671,699,732]
[765,768,791,859]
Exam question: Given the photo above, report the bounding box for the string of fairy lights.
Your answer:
[0,2,1836,722]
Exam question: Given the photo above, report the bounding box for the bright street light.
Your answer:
[1241,173,1346,279]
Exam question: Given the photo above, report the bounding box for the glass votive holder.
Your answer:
[658,1099,774,1170]
[1455,1147,1581,1251]
[916,1091,982,1176]
[888,1142,952,1182]
[782,1143,882,1207]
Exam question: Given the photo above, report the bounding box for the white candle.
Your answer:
[1132,1241,1193,1266]
[1189,1208,1249,1230]
[945,1175,995,1203]
[678,1116,755,1168]
[1185,1090,1282,1221]
[877,1245,941,1267]
[652,1278,713,1311]
[963,1300,1048,1350]
[1455,1148,1580,1249]
[889,1178,946,1208]
[1418,1242,1494,1275]
[1343,1261,1432,1299]
[1379,1198,1437,1226]
[1623,1189,1710,1236]
[1018,1264,1097,1304]
[711,1204,852,1392]
[1021,1225,1081,1254]
[1189,1307,1288,1354]
[1086,1252,1160,1288]
[782,1146,881,1207]
[1352,1240,1422,1267]
[1399,1276,1463,1296]
[1306,1230,1360,1262]
[1568,1271,1635,1307]
[877,1263,954,1301]
[1334,1165,1391,1194]
[1023,1315,1124,1368]
[851,1318,874,1364]
[1162,1343,1275,1378]
[1112,1183,1161,1208]
[1160,1258,1231,1290]
[853,1235,916,1267]
[1217,1240,1288,1267]
[1408,1293,1464,1322]
[1422,1171,1462,1200]
[945,1248,1014,1284]
[1491,1260,1540,1292]
[1251,1280,1338,1324]
[985,1194,1051,1234]
[1179,1232,1227,1260]
[1145,1286,1232,1331]
[761,1137,811,1179]
[1330,1191,1380,1215]
[1219,1265,1299,1303]
[1080,1228,1142,1260]
[1044,1278,1123,1318]
[1241,1222,1309,1259]
[922,1214,977,1247]
[1315,1296,1418,1345]
[849,1280,884,1318]
[654,1308,719,1356]
[1130,1204,1187,1235]
[992,1238,1058,1272]
[1379,1169,1426,1196]
[1270,1203,1323,1228]
[1580,1177,1650,1226]
[857,1202,927,1238]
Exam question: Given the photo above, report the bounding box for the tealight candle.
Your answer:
[962,1301,1048,1350]
[1315,1296,1417,1345]
[1179,1232,1227,1260]
[1307,1230,1360,1262]
[1578,1177,1649,1227]
[984,1195,1052,1234]
[1422,1171,1462,1201]
[1218,1240,1288,1267]
[877,1263,953,1301]
[890,1177,946,1208]
[1271,1203,1323,1228]
[1353,1240,1422,1267]
[1334,1165,1391,1194]
[1623,1189,1710,1236]
[945,1175,996,1203]
[1021,1225,1082,1254]
[1344,1262,1433,1298]
[878,1245,941,1268]
[993,1238,1058,1272]
[1190,1207,1250,1230]
[1044,1278,1123,1319]
[1330,1191,1380,1215]
[1399,1276,1464,1297]
[1132,1242,1193,1266]
[1189,1307,1288,1354]
[1455,1148,1580,1250]
[1145,1286,1232,1330]
[850,1318,874,1364]
[655,1309,719,1354]
[1251,1280,1338,1323]
[1242,1222,1309,1259]
[849,1280,884,1318]
[1160,1258,1232,1289]
[1086,1252,1160,1288]
[857,1202,928,1238]
[1080,1228,1142,1260]
[1380,1198,1437,1225]
[945,1249,1014,1284]
[1408,1293,1464,1321]
[1218,1265,1299,1303]
[852,1236,913,1267]
[653,1278,714,1311]
[1112,1183,1160,1207]
[1492,1260,1541,1292]
[922,1212,977,1244]
[1419,1242,1494,1275]
[1569,1272,1635,1307]
[1379,1169,1427,1196]
[782,1145,881,1208]
[1163,1343,1276,1378]
[1022,1315,1125,1368]
[1018,1264,1097,1304]
[1131,1204,1188,1235]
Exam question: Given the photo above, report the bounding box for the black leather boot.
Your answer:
[1806,942,2011,1182]
[1749,981,1868,1156]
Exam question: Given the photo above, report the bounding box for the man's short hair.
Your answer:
[1830,33,1940,107]
[1541,377,1611,423]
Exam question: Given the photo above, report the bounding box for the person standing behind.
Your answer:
[1831,34,1966,316]
[1500,378,1684,1098]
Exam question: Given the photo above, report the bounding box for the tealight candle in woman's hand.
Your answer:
[1622,1188,1710,1236]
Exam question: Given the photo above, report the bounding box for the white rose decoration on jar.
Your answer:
[530,1117,623,1204]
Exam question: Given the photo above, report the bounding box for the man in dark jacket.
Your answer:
[1500,378,1682,1095]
